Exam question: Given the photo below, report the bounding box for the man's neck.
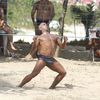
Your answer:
[42,30,48,34]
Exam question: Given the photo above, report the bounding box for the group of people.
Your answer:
[0,0,67,89]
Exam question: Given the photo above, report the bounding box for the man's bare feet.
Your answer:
[49,86,55,89]
[18,84,22,88]
[10,42,17,51]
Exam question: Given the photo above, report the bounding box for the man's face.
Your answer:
[39,23,48,31]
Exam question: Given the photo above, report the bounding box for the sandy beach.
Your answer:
[0,28,100,100]
[0,53,100,100]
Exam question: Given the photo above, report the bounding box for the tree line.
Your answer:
[7,0,100,38]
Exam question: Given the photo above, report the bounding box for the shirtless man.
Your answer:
[18,23,67,89]
[0,7,17,53]
[25,0,55,59]
[31,0,55,35]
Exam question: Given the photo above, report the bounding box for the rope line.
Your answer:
[0,33,100,39]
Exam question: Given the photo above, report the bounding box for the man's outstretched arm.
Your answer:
[57,36,68,49]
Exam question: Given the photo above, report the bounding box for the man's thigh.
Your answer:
[32,60,46,73]
[47,60,66,73]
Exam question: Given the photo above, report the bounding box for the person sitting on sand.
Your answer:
[18,23,67,89]
[0,7,17,53]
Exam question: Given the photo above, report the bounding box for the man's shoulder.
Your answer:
[50,34,60,40]
[51,34,59,37]
[48,1,54,5]
[34,35,42,39]
[33,35,38,40]
[33,1,40,5]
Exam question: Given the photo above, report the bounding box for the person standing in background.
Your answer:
[31,0,55,35]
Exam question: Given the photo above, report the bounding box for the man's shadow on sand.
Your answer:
[55,83,84,90]
[0,78,14,92]
[0,78,29,94]
[0,79,84,92]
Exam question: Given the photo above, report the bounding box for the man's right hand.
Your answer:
[0,20,4,27]
[61,36,68,43]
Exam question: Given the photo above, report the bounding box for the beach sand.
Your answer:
[0,50,100,100]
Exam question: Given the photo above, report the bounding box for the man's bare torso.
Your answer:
[37,33,58,57]
[34,1,53,21]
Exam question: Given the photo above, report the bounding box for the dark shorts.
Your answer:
[36,19,49,25]
[37,53,56,65]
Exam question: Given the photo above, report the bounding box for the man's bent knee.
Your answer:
[60,71,66,77]
[63,71,66,76]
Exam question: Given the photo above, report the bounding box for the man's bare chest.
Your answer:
[37,4,50,11]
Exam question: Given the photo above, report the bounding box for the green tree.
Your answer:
[94,8,100,27]
[8,0,33,28]
[70,3,96,38]
[7,0,73,29]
